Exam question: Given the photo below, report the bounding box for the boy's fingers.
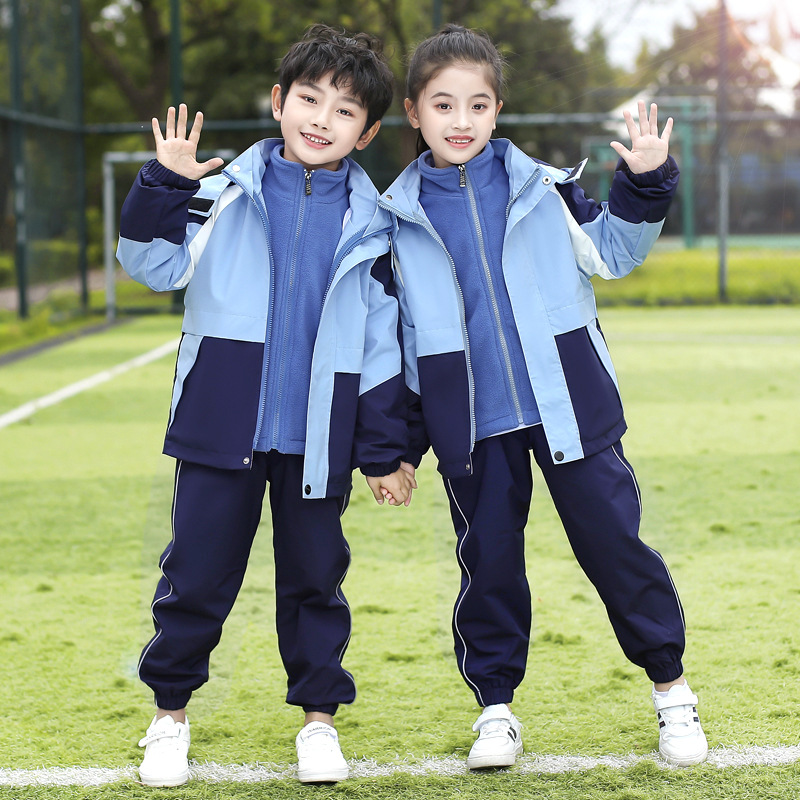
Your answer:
[198,157,225,173]
[188,111,204,146]
[176,103,188,140]
[368,484,384,504]
[151,117,163,143]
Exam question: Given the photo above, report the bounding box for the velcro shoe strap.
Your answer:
[138,729,180,747]
[653,692,698,711]
[472,704,513,732]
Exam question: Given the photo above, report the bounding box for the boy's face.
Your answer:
[405,63,502,169]
[271,73,380,172]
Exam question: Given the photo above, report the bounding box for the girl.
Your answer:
[380,25,707,769]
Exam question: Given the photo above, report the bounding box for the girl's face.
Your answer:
[405,63,502,169]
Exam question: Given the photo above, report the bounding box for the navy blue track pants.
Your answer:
[443,425,685,707]
[138,452,354,715]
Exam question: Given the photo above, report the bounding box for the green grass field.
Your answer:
[1,307,799,799]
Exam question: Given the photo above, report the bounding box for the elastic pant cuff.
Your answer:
[476,688,514,707]
[154,691,192,711]
[645,659,685,685]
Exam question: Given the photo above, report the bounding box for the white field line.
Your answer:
[1,747,799,787]
[0,338,181,430]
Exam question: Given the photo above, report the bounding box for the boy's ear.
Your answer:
[271,84,283,121]
[492,100,504,130]
[354,120,381,151]
[404,98,420,130]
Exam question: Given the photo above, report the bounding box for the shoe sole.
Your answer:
[138,770,189,787]
[467,751,521,770]
[297,768,349,784]
[659,749,709,767]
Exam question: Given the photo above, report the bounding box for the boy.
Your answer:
[117,25,413,787]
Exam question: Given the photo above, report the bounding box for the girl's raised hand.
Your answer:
[152,104,224,180]
[609,101,673,175]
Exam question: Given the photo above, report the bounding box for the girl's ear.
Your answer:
[271,84,283,121]
[492,100,504,130]
[404,98,421,130]
[354,120,381,151]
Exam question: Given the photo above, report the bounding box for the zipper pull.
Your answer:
[458,164,466,188]
[304,169,312,195]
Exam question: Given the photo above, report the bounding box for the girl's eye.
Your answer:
[473,104,487,111]
[436,103,451,111]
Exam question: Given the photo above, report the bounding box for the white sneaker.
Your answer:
[466,704,523,769]
[652,683,708,766]
[138,714,191,787]
[295,722,349,783]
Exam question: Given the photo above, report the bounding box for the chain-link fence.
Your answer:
[2,3,799,320]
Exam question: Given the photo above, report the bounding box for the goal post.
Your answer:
[102,150,236,322]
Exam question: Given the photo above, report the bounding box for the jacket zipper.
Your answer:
[460,165,524,426]
[272,171,311,448]
[379,196,476,450]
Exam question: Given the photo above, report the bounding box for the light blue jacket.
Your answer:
[380,138,679,475]
[117,139,405,498]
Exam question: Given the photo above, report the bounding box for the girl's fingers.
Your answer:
[638,100,649,135]
[661,116,674,142]
[623,109,638,142]
[165,105,176,139]
[151,117,164,143]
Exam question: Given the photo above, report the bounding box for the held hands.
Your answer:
[610,101,673,175]
[152,104,225,180]
[366,462,418,507]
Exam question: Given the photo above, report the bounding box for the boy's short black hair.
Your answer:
[278,24,394,134]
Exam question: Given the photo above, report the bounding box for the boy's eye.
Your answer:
[338,108,353,116]
[301,95,317,104]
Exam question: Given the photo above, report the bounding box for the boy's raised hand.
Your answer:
[153,104,225,180]
[610,101,673,175]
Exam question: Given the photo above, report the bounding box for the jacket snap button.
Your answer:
[304,484,311,495]
[385,194,393,200]
[232,164,240,172]
[542,176,552,185]
[243,457,250,465]
[554,451,564,462]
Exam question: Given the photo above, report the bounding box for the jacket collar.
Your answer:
[381,138,585,218]
[222,138,390,239]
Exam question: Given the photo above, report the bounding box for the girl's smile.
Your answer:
[405,63,502,169]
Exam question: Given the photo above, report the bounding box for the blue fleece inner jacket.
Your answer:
[254,147,350,454]
[418,145,540,441]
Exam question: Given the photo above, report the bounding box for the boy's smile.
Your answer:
[272,74,380,172]
[405,63,502,169]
